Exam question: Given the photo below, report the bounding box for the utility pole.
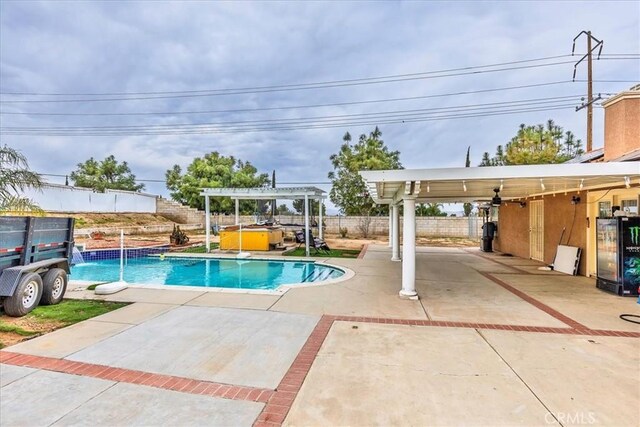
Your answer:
[572,31,603,153]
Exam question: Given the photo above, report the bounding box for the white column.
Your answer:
[205,195,211,253]
[392,203,400,261]
[400,197,417,298]
[235,199,240,225]
[304,194,310,257]
[318,197,324,239]
[388,212,392,247]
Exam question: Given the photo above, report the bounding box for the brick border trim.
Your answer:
[0,351,273,403]
[251,313,639,426]
[464,248,567,276]
[479,271,591,331]
[357,244,369,259]
[2,315,637,427]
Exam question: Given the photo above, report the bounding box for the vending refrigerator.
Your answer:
[596,216,640,296]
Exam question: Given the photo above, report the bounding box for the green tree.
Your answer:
[292,199,326,215]
[70,155,144,192]
[416,203,447,217]
[328,127,402,216]
[480,120,584,166]
[463,146,473,216]
[277,204,294,215]
[0,146,43,212]
[166,152,269,213]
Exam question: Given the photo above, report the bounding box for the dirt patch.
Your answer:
[75,232,211,250]
[416,237,479,247]
[0,316,66,348]
[48,213,173,229]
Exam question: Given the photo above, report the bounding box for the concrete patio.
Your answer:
[1,245,638,426]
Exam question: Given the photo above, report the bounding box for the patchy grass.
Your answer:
[0,323,39,337]
[0,299,128,348]
[28,300,128,324]
[179,243,220,253]
[283,248,361,258]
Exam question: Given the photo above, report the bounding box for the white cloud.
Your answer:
[1,1,638,214]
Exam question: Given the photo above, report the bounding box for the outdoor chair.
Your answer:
[294,230,306,249]
[306,230,331,255]
[295,229,331,254]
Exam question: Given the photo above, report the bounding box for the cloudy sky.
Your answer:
[1,1,638,213]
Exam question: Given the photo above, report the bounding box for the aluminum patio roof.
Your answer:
[360,162,640,204]
[200,186,325,200]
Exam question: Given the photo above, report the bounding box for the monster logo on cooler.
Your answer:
[631,226,640,245]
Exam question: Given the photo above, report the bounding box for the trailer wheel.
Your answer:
[40,268,68,305]
[4,273,43,317]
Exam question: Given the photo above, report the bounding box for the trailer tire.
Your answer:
[4,273,43,317]
[40,268,67,305]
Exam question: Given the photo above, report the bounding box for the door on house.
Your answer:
[529,200,544,261]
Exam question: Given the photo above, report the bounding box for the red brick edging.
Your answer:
[0,351,273,403]
[357,244,369,259]
[2,314,637,427]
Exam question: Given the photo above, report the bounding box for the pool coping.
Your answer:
[69,254,356,296]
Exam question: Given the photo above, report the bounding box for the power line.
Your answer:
[1,104,579,136]
[1,55,575,97]
[2,53,636,99]
[2,95,584,132]
[0,82,602,117]
[38,172,332,185]
[0,60,586,103]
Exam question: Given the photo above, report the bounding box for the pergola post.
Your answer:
[235,199,240,225]
[391,203,400,261]
[388,212,392,247]
[400,197,417,298]
[304,194,310,257]
[318,197,323,239]
[205,195,211,253]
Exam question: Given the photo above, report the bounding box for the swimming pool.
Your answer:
[70,256,344,290]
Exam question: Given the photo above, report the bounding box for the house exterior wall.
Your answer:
[494,192,588,275]
[603,94,640,161]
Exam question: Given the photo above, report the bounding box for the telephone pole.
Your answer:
[572,31,603,153]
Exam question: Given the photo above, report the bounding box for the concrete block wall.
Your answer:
[156,198,482,238]
[156,197,206,225]
[214,214,482,238]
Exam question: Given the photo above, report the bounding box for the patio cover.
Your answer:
[200,187,326,256]
[360,162,640,298]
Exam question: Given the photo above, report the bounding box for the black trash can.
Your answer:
[481,222,497,252]
[481,236,493,252]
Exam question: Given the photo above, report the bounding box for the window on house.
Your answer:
[598,201,612,218]
[621,199,638,214]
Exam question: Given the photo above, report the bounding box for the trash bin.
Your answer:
[481,222,497,252]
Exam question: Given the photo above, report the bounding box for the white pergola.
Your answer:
[360,161,640,299]
[200,187,326,256]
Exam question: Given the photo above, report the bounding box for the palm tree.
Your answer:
[0,145,43,213]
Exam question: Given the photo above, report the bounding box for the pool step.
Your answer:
[302,268,334,283]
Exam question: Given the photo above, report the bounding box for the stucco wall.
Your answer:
[494,192,588,275]
[604,95,640,161]
[22,184,157,213]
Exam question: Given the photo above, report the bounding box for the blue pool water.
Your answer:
[70,257,343,290]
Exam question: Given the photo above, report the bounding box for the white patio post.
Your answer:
[318,197,323,239]
[388,212,393,247]
[400,197,417,298]
[235,198,240,225]
[304,194,310,257]
[205,194,211,253]
[392,203,400,261]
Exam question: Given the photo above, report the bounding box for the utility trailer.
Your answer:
[0,216,75,316]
